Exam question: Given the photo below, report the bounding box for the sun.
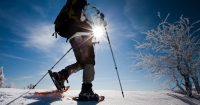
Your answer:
[92,26,104,39]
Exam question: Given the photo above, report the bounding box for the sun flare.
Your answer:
[92,26,104,39]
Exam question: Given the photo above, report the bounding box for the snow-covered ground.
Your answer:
[0,88,200,105]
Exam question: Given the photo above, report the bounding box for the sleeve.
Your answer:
[84,3,107,27]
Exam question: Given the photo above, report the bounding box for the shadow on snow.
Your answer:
[24,94,101,105]
[24,94,62,105]
[6,91,30,105]
[166,93,199,105]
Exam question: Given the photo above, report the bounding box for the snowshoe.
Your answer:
[48,70,65,90]
[29,86,70,96]
[79,93,99,101]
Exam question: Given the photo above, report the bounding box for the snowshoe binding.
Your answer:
[48,70,65,90]
[78,83,99,101]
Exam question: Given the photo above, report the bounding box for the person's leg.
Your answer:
[58,62,82,80]
[51,62,82,88]
[56,23,94,83]
[83,64,95,83]
[76,36,99,100]
[71,35,95,82]
[51,35,83,86]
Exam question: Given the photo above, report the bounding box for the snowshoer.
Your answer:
[51,0,107,101]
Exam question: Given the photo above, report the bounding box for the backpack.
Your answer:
[52,0,87,39]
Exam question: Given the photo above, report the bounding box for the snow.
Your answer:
[0,88,199,105]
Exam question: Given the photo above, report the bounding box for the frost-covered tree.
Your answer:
[0,67,5,88]
[132,13,200,97]
[0,67,14,88]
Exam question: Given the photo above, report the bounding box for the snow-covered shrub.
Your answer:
[27,84,34,89]
[4,83,14,88]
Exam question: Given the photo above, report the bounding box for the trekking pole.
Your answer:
[32,47,73,89]
[104,27,124,98]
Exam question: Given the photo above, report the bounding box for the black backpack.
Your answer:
[52,0,87,39]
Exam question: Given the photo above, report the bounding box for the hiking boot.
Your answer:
[79,83,99,101]
[52,72,66,90]
[60,68,72,83]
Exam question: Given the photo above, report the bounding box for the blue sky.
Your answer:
[0,0,200,91]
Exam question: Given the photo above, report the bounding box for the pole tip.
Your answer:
[122,92,124,98]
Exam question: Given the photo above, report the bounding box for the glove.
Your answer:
[99,13,107,26]
[103,20,107,27]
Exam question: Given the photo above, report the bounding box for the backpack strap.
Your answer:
[68,32,93,41]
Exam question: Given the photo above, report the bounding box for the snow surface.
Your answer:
[0,88,200,105]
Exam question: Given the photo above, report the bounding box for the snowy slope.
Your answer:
[0,88,200,105]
